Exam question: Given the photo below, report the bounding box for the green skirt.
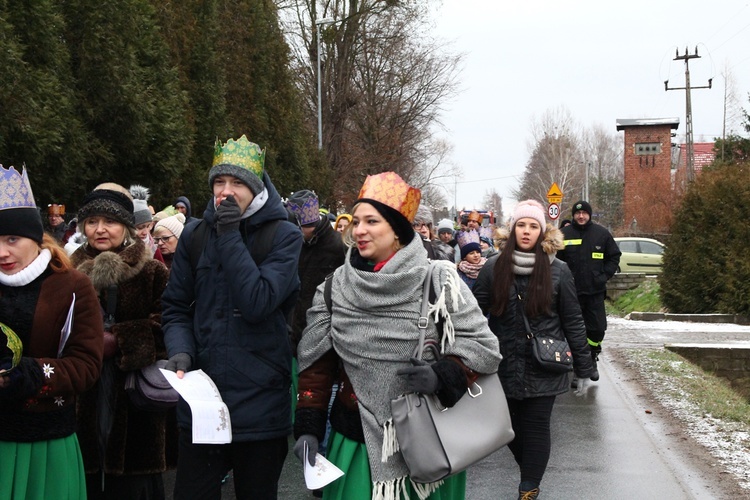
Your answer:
[322,430,466,500]
[0,434,86,500]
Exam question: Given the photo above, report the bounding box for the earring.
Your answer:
[395,235,399,239]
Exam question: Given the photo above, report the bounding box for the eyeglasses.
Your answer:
[412,222,428,228]
[153,235,175,244]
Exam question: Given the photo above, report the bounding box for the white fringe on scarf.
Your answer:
[429,266,466,352]
[382,418,399,460]
[371,475,443,500]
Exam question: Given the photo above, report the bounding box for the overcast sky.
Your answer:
[432,0,750,213]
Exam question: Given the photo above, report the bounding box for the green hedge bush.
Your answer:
[660,163,750,314]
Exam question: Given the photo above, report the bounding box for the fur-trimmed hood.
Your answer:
[493,225,564,256]
[70,240,151,291]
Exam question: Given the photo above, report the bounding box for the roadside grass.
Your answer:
[607,279,662,316]
[625,347,750,426]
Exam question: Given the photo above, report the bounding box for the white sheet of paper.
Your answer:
[303,442,344,490]
[160,368,232,444]
[57,294,76,358]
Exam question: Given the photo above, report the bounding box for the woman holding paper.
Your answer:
[70,183,174,500]
[294,172,501,500]
[0,164,103,499]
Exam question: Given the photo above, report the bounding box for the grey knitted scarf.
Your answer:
[297,235,501,499]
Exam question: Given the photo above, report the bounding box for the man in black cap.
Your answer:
[556,201,620,381]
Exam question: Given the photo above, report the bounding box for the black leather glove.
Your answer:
[293,434,319,466]
[215,195,242,236]
[165,353,192,374]
[396,357,440,394]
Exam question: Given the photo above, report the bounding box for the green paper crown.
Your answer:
[213,135,265,179]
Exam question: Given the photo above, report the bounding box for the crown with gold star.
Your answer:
[0,164,36,211]
[357,172,421,222]
[209,135,266,195]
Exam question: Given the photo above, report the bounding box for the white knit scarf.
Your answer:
[0,249,51,287]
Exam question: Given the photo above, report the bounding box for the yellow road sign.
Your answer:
[547,182,563,204]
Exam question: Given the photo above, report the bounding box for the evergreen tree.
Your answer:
[62,0,193,208]
[0,0,94,205]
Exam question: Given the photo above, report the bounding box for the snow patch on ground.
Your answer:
[633,354,750,489]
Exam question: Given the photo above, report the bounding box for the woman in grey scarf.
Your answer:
[293,172,501,500]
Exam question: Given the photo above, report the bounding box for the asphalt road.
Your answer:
[165,317,750,499]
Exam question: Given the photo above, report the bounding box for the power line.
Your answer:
[454,174,522,184]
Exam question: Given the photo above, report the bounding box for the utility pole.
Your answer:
[664,47,712,183]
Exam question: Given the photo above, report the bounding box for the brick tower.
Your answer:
[615,118,679,234]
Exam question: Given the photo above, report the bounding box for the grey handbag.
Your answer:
[390,263,514,484]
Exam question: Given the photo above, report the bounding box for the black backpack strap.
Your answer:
[323,272,334,314]
[189,220,209,276]
[249,219,281,265]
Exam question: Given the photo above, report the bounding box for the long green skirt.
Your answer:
[322,430,466,500]
[291,357,299,423]
[0,434,86,500]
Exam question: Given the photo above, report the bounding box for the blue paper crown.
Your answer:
[0,165,36,211]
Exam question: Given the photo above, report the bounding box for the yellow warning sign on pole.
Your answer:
[546,183,563,204]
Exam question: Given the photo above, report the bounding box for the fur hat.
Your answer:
[287,190,320,226]
[154,213,186,239]
[511,200,546,233]
[129,185,153,226]
[413,205,434,227]
[0,165,44,243]
[77,183,135,229]
[209,135,265,196]
[436,219,453,235]
[571,200,592,218]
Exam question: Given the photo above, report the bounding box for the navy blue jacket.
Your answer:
[162,174,302,441]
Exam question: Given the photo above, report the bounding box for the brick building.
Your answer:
[616,118,679,234]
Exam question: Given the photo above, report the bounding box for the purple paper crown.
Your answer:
[0,165,36,211]
[455,230,480,249]
[287,191,320,226]
[478,226,493,241]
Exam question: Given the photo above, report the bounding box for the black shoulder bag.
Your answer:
[517,287,573,373]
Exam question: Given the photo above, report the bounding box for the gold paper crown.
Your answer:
[213,135,265,177]
[357,172,421,222]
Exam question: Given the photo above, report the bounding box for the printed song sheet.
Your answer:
[303,441,344,489]
[160,369,232,444]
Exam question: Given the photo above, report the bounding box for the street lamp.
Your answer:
[316,17,335,150]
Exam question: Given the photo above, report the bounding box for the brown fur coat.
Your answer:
[71,240,177,476]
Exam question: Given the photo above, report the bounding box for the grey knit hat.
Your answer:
[129,185,153,226]
[413,205,434,227]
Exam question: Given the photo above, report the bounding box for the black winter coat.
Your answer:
[473,228,595,400]
[557,221,621,296]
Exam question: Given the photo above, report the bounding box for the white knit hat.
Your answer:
[511,200,546,233]
[154,213,186,239]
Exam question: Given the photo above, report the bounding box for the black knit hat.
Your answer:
[77,183,135,228]
[571,200,592,218]
[359,199,415,246]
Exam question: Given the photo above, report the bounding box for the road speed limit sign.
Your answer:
[548,203,560,220]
